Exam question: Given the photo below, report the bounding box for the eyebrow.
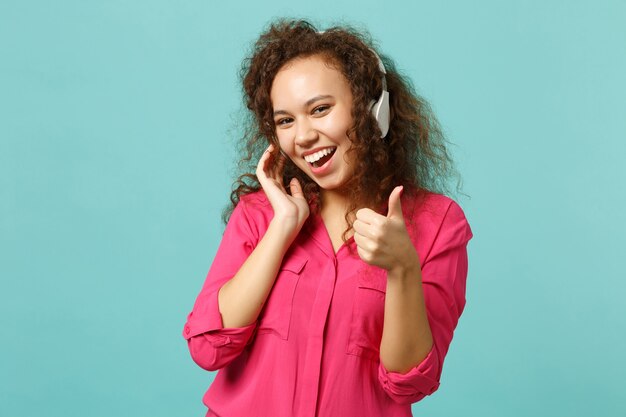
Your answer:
[273,95,334,117]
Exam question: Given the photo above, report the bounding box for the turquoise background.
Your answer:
[1,0,625,416]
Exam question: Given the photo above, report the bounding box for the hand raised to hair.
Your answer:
[256,144,310,234]
[353,186,420,273]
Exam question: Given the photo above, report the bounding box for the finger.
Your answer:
[357,229,382,253]
[353,231,373,251]
[355,207,383,225]
[256,146,273,178]
[257,145,283,189]
[387,185,404,220]
[261,145,286,186]
[262,144,274,165]
[273,151,286,178]
[353,219,375,239]
[353,230,365,247]
[289,178,305,199]
[355,244,373,265]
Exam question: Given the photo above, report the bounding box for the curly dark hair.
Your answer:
[225,18,461,238]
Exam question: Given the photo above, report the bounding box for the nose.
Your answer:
[294,119,318,148]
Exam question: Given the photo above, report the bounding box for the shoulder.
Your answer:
[239,190,272,211]
[403,190,473,263]
[230,190,273,237]
[403,190,466,225]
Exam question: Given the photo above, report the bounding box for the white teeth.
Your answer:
[304,147,336,163]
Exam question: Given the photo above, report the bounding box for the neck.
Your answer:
[321,189,351,212]
[319,189,355,244]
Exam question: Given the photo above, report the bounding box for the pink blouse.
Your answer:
[183,190,473,417]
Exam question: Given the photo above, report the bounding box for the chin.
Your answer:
[316,179,349,193]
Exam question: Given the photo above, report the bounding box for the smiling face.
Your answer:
[270,54,356,194]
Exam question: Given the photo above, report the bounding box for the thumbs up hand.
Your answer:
[353,186,420,273]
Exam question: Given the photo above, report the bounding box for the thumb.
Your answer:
[289,177,305,199]
[387,186,404,219]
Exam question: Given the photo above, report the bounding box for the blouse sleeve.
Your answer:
[378,200,473,404]
[182,199,261,371]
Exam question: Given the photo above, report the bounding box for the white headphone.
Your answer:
[369,50,390,138]
[317,31,390,138]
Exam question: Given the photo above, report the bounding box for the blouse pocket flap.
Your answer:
[280,255,308,274]
[357,270,387,293]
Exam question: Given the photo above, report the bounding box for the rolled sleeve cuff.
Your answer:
[183,289,225,338]
[378,344,441,403]
[183,289,257,344]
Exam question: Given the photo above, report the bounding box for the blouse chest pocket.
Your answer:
[346,271,387,361]
[257,255,307,340]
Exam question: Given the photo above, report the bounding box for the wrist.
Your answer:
[388,251,422,280]
[268,215,302,244]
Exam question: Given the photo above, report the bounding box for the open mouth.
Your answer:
[304,147,336,168]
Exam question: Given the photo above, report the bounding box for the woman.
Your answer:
[183,19,473,417]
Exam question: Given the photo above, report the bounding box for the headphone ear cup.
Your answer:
[370,91,390,138]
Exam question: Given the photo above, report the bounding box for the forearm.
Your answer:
[218,218,298,328]
[380,262,433,374]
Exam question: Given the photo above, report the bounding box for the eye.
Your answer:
[275,117,294,127]
[312,105,330,115]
